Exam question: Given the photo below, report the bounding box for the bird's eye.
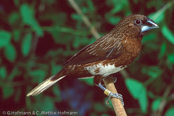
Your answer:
[134,19,142,25]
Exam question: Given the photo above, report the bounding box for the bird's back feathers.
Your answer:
[64,33,124,66]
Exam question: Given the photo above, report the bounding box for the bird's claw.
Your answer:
[105,92,124,107]
[109,76,117,84]
[96,83,124,107]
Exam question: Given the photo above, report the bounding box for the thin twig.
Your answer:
[151,0,174,20]
[68,0,100,39]
[157,86,172,116]
[68,0,127,115]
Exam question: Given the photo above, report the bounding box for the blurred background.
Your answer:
[0,0,174,116]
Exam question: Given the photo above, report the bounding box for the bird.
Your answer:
[27,14,158,105]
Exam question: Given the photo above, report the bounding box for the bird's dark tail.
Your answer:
[26,75,65,96]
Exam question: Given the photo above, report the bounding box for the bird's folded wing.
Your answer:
[64,33,124,66]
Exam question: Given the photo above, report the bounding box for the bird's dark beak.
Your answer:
[141,18,159,32]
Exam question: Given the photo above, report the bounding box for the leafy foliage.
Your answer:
[0,0,174,116]
[21,33,32,56]
[164,107,174,116]
[0,31,11,48]
[125,78,148,113]
[162,25,174,45]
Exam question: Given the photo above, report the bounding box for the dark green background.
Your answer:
[0,0,174,116]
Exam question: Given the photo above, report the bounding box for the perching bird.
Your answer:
[27,14,158,104]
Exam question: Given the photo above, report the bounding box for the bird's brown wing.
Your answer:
[64,33,124,66]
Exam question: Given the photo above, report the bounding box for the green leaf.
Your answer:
[148,12,164,23]
[158,42,166,58]
[138,88,148,113]
[4,44,16,62]
[152,98,162,111]
[13,30,21,42]
[142,33,156,44]
[110,3,122,14]
[125,78,144,99]
[8,67,20,81]
[20,4,34,25]
[52,86,61,101]
[71,13,82,21]
[52,86,61,98]
[73,37,90,48]
[30,69,46,83]
[8,12,19,25]
[108,16,121,25]
[3,87,14,99]
[125,78,148,112]
[32,25,43,37]
[73,37,81,48]
[79,78,94,86]
[51,30,72,44]
[148,91,156,99]
[165,107,174,116]
[87,0,95,12]
[21,33,32,56]
[82,7,88,14]
[20,4,43,36]
[107,0,130,14]
[37,97,54,111]
[162,25,174,45]
[0,30,11,48]
[0,67,7,79]
[142,66,162,79]
[167,54,174,64]
[51,62,63,75]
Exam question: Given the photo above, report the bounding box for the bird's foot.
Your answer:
[104,89,124,107]
[109,76,117,84]
[96,83,124,107]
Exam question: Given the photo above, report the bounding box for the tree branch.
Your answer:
[103,78,127,116]
[68,0,127,115]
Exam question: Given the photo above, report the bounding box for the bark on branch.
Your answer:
[103,78,127,116]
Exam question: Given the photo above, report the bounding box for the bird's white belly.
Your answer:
[84,63,126,77]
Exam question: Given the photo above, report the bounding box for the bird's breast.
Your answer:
[121,37,142,63]
[123,37,142,56]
